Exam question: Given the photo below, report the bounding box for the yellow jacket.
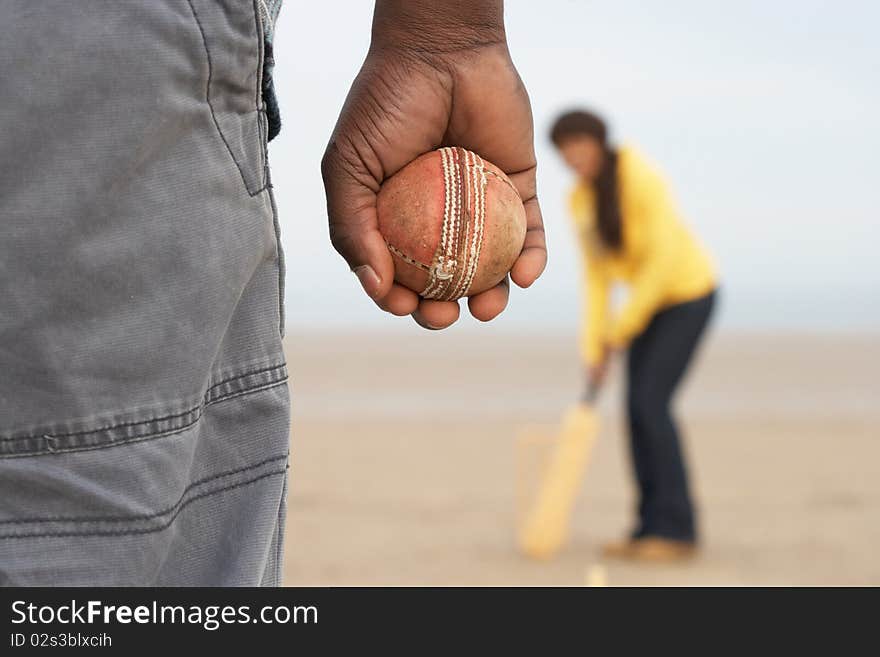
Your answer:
[569,145,716,366]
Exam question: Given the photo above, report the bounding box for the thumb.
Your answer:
[321,143,395,301]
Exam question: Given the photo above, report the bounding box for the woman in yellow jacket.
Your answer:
[551,110,717,561]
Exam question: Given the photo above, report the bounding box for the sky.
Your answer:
[268,0,879,333]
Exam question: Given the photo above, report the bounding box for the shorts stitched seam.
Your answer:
[0,453,289,526]
[273,465,287,583]
[0,364,287,457]
[0,467,288,540]
[0,407,200,443]
[265,166,285,337]
[0,377,288,460]
[0,363,285,443]
[206,362,285,398]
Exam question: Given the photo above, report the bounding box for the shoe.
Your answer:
[602,536,697,563]
[601,538,638,559]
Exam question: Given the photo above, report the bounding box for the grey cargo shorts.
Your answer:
[0,1,290,585]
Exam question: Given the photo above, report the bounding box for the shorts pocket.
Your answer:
[186,0,268,196]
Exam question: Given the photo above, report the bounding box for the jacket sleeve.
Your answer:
[607,168,680,347]
[568,187,610,366]
[577,244,610,367]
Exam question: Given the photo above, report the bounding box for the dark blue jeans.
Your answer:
[626,290,717,542]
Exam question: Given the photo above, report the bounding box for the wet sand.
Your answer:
[281,331,879,585]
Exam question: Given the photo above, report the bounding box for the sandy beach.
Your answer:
[281,331,879,586]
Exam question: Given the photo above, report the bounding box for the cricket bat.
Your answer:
[518,387,600,560]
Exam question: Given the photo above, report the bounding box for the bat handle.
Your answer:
[583,381,600,405]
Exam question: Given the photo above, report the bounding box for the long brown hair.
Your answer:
[550,110,622,250]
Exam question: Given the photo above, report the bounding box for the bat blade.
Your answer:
[517,402,599,560]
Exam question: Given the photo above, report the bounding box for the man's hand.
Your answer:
[587,344,613,390]
[321,0,546,329]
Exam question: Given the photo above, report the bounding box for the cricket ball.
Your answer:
[377,147,527,301]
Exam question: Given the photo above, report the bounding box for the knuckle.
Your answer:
[327,223,350,252]
[320,144,341,182]
[321,135,381,193]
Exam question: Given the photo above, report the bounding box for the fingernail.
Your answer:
[412,312,443,331]
[352,265,381,298]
